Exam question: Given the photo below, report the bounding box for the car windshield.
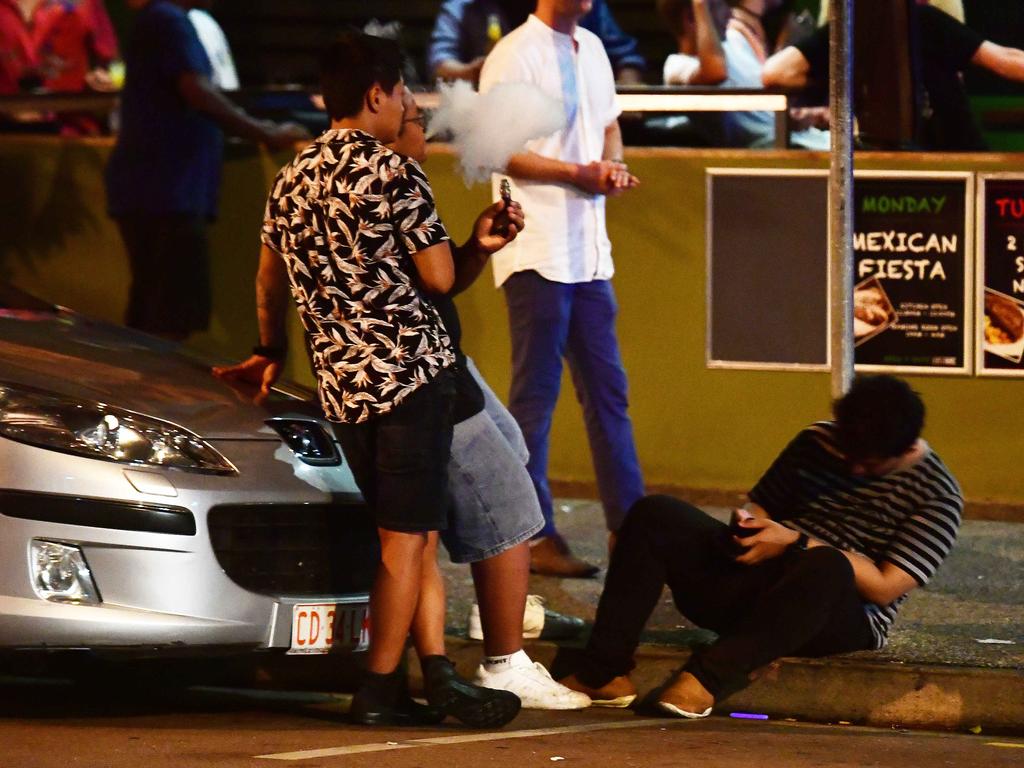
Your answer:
[0,283,57,312]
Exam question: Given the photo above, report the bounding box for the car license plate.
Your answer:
[288,602,369,655]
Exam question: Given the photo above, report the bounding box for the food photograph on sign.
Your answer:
[852,177,969,371]
[980,177,1024,374]
[853,276,898,346]
[983,288,1024,363]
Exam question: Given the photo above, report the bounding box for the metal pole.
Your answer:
[828,0,854,399]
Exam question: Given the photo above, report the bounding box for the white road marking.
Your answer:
[986,742,1024,749]
[255,717,695,761]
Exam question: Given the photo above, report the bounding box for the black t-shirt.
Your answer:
[793,6,986,150]
[917,5,986,151]
[434,294,486,424]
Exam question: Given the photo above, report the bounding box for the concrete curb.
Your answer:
[429,638,1024,735]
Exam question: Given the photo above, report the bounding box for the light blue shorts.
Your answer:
[441,358,544,564]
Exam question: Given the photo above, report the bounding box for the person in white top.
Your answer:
[478,0,644,578]
[188,5,238,91]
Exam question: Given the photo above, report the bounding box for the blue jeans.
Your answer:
[503,271,644,536]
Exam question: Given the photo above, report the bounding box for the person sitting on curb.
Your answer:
[561,375,963,717]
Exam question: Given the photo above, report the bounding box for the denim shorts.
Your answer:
[441,359,543,563]
[334,370,454,533]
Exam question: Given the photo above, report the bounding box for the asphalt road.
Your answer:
[0,677,1021,768]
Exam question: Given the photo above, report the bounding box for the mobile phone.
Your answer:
[729,508,757,539]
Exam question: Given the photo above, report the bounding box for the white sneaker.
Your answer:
[467,595,585,641]
[473,651,592,710]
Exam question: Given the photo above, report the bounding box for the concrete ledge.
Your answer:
[429,638,1024,735]
[549,480,1024,523]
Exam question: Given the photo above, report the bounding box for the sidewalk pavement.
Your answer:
[436,501,1024,735]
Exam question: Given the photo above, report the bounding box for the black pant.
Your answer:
[116,213,210,336]
[579,495,875,699]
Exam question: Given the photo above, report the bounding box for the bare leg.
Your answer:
[367,528,428,674]
[470,542,530,657]
[411,531,447,659]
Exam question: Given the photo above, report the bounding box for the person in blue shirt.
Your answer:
[428,0,645,84]
[106,0,308,340]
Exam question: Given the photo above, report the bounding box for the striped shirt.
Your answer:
[749,421,963,648]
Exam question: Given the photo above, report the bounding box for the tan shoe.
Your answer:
[656,672,713,719]
[559,673,637,708]
[529,534,599,578]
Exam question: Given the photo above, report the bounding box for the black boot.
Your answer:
[350,668,445,727]
[420,655,521,728]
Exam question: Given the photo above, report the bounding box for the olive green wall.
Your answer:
[3,138,1021,505]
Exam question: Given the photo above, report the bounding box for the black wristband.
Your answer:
[789,531,810,551]
[252,344,285,361]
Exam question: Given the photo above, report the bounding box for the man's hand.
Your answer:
[789,106,831,131]
[574,160,640,196]
[472,198,525,254]
[84,67,118,92]
[263,121,312,152]
[434,56,487,84]
[615,66,645,85]
[733,518,800,565]
[212,355,282,404]
[449,198,525,296]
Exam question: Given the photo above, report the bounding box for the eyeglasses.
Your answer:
[402,113,428,129]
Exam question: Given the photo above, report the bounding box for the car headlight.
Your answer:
[0,382,235,474]
[30,540,101,604]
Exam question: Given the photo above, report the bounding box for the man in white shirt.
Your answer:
[478,0,644,578]
[188,5,239,91]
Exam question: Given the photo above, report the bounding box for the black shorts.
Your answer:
[334,370,455,533]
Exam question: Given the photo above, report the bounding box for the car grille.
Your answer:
[208,503,379,596]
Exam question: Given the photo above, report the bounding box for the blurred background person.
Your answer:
[659,0,829,149]
[764,1,1024,151]
[0,0,119,94]
[106,0,308,340]
[188,1,237,91]
[819,0,965,26]
[429,0,645,85]
[0,0,120,134]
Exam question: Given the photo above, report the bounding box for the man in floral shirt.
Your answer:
[217,32,519,728]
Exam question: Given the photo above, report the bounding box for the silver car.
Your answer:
[0,284,376,662]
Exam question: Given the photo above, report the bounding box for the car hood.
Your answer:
[0,307,323,440]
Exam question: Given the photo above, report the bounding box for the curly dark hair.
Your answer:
[833,375,925,461]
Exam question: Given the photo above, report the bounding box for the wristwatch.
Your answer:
[252,344,286,361]
[790,531,810,551]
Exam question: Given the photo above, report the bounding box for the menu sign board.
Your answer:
[852,174,972,373]
[978,176,1024,376]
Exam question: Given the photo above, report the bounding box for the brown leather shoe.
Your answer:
[656,672,713,719]
[560,674,637,708]
[529,535,599,578]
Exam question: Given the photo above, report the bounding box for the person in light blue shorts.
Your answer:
[390,91,589,711]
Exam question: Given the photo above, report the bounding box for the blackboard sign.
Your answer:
[852,174,972,373]
[707,170,972,373]
[706,170,829,369]
[978,175,1024,376]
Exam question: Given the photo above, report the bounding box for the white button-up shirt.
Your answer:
[479,15,621,287]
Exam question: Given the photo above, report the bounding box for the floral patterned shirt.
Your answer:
[262,128,454,423]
